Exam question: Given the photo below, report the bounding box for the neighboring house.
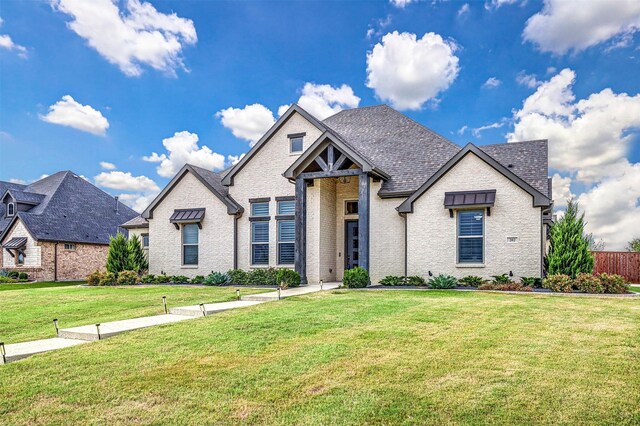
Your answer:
[121,215,149,258]
[0,171,138,281]
[128,104,553,284]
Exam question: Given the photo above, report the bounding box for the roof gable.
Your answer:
[398,143,551,213]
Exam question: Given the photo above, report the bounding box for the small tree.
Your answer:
[106,233,129,274]
[627,238,640,252]
[545,199,594,277]
[127,235,148,273]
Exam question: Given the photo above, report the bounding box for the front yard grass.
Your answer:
[1,290,638,425]
[0,281,83,292]
[630,285,640,293]
[0,284,269,343]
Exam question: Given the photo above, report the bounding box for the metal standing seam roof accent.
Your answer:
[444,190,496,208]
[3,237,27,249]
[169,208,206,223]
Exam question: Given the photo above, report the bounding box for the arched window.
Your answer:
[7,203,15,217]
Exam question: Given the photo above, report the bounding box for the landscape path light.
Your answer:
[162,296,168,314]
[53,318,59,336]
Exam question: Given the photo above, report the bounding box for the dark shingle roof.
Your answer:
[4,190,46,205]
[121,215,149,228]
[189,165,230,197]
[0,181,26,232]
[0,171,138,244]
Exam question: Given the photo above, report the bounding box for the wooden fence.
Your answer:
[592,251,640,284]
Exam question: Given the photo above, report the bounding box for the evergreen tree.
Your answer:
[106,233,129,274]
[127,234,148,272]
[545,199,594,277]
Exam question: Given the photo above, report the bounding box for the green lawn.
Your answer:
[1,290,638,425]
[0,284,268,343]
[630,285,640,293]
[0,281,83,292]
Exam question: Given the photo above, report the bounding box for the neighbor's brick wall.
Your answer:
[55,243,109,281]
[407,152,543,281]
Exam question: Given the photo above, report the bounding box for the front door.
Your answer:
[345,220,359,270]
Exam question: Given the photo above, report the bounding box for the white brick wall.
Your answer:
[407,152,543,281]
[370,180,406,283]
[148,171,234,277]
[1,219,41,268]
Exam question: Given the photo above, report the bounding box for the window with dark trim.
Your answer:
[345,200,358,215]
[64,243,76,251]
[142,233,149,248]
[251,221,269,265]
[17,250,24,265]
[457,210,484,263]
[7,203,15,217]
[182,224,199,265]
[277,220,295,265]
[277,200,295,216]
[289,136,303,153]
[251,202,269,217]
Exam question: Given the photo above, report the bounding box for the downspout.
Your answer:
[233,213,239,270]
[401,212,408,278]
[54,242,59,281]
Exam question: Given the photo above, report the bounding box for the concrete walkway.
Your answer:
[2,283,340,364]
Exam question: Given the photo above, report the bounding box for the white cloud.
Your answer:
[482,77,501,89]
[227,153,245,167]
[485,0,517,10]
[457,125,468,135]
[509,68,640,182]
[94,171,159,192]
[551,173,574,208]
[52,0,197,77]
[117,192,158,213]
[216,104,275,146]
[144,131,226,177]
[523,0,640,55]
[389,0,416,8]
[39,95,109,135]
[472,121,505,138]
[38,174,50,180]
[546,66,557,75]
[457,3,470,17]
[0,34,27,58]
[296,83,360,120]
[577,162,640,250]
[100,161,117,170]
[366,31,460,110]
[516,71,541,89]
[277,104,291,117]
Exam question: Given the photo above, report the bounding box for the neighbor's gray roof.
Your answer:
[322,105,550,197]
[3,189,46,205]
[0,181,26,233]
[0,171,138,244]
[121,215,149,229]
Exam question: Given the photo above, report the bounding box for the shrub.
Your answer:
[191,275,205,284]
[574,273,604,294]
[106,233,129,274]
[459,275,484,287]
[18,272,28,280]
[171,275,190,284]
[140,274,155,283]
[343,267,369,288]
[275,268,301,288]
[227,269,249,285]
[99,271,117,286]
[429,274,457,289]
[379,275,405,286]
[154,275,171,283]
[86,270,103,286]
[0,269,10,277]
[0,276,18,283]
[478,282,533,292]
[520,277,543,288]
[492,274,511,284]
[117,270,140,286]
[247,268,278,286]
[204,272,230,286]
[406,275,427,286]
[598,273,629,294]
[127,235,148,273]
[8,271,19,278]
[543,274,573,293]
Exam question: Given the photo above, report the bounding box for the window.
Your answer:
[142,233,149,248]
[251,221,269,265]
[277,200,295,215]
[64,243,76,251]
[458,210,484,263]
[7,203,15,217]
[277,220,295,264]
[17,250,24,265]
[182,224,199,265]
[290,136,303,153]
[345,200,358,215]
[251,202,269,217]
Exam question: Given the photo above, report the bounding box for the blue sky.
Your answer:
[1,0,639,248]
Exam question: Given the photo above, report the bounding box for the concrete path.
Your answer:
[2,337,87,364]
[58,314,194,341]
[242,282,341,301]
[170,300,265,317]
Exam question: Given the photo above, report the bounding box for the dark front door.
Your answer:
[345,220,359,270]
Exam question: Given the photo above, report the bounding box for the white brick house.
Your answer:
[127,104,553,284]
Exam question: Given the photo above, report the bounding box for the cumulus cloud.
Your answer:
[485,0,518,10]
[509,68,640,182]
[117,192,158,213]
[143,131,225,177]
[39,95,109,135]
[100,161,117,170]
[8,178,26,184]
[226,153,245,167]
[366,31,460,110]
[94,171,159,192]
[0,34,27,58]
[389,0,416,8]
[516,71,541,88]
[52,0,197,77]
[216,104,276,146]
[482,77,501,89]
[551,173,574,208]
[296,83,360,120]
[523,0,640,54]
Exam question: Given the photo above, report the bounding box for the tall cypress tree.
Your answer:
[546,199,594,277]
[127,235,148,272]
[106,233,129,274]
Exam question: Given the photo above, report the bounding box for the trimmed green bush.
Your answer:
[492,274,511,284]
[247,268,278,286]
[543,274,573,293]
[155,275,171,283]
[406,276,427,286]
[598,273,629,294]
[117,270,140,286]
[429,274,457,289]
[574,273,604,294]
[520,277,543,288]
[8,271,19,278]
[275,268,301,288]
[0,276,18,283]
[379,275,405,286]
[227,269,249,285]
[99,271,117,286]
[86,270,103,286]
[18,272,28,280]
[459,275,484,287]
[479,282,533,292]
[343,267,369,288]
[204,272,230,286]
[140,274,155,283]
[171,275,190,284]
[191,275,205,284]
